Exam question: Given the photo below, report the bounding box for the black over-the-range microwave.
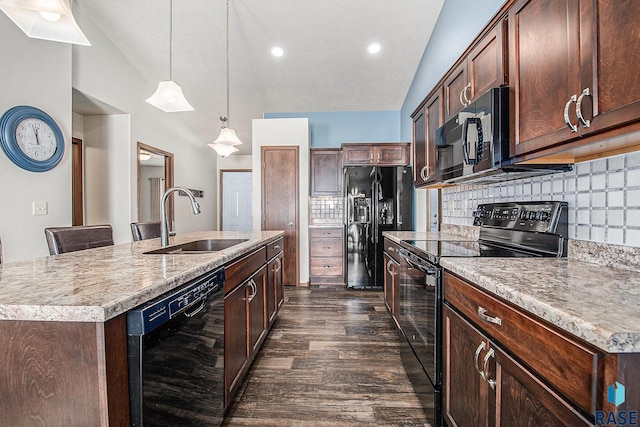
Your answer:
[435,87,572,184]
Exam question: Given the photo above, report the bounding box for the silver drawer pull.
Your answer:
[563,94,578,132]
[387,246,394,252]
[576,87,591,128]
[478,306,502,325]
[273,244,281,250]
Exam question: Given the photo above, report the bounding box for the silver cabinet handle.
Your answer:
[563,94,578,132]
[275,258,281,272]
[248,279,257,302]
[386,260,394,275]
[387,246,394,252]
[478,306,502,325]
[463,82,472,105]
[481,347,496,389]
[420,165,429,181]
[377,151,381,161]
[474,341,486,376]
[459,86,467,107]
[576,87,591,128]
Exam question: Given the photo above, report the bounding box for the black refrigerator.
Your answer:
[344,165,413,289]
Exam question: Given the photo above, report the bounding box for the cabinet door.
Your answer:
[579,0,640,136]
[375,144,409,165]
[267,254,283,325]
[492,345,593,427]
[509,0,582,156]
[413,88,442,187]
[468,21,505,102]
[444,62,468,121]
[383,253,397,314]
[342,145,374,165]
[443,304,490,427]
[248,267,267,355]
[310,149,342,196]
[224,283,249,405]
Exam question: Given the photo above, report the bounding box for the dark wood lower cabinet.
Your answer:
[267,253,284,326]
[248,266,267,355]
[224,281,249,407]
[443,304,592,427]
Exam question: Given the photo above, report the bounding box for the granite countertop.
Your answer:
[384,231,640,354]
[0,230,283,323]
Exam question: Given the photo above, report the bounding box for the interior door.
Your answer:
[221,170,253,231]
[261,146,299,287]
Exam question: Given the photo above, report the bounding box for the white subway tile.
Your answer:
[591,209,606,226]
[608,191,625,207]
[607,228,624,245]
[577,175,590,191]
[627,208,640,226]
[591,226,606,242]
[576,225,590,240]
[627,151,640,168]
[608,171,625,189]
[608,209,625,227]
[626,228,640,247]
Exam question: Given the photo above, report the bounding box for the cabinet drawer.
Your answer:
[444,272,601,414]
[310,227,343,239]
[266,237,284,260]
[310,257,343,276]
[225,247,267,293]
[311,237,342,257]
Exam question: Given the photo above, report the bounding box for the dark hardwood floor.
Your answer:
[223,286,433,426]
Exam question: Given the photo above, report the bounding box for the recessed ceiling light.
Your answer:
[368,43,381,54]
[271,46,284,57]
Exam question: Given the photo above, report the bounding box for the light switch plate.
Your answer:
[33,201,48,215]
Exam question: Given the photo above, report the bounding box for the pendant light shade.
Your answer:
[212,123,242,146]
[146,80,194,112]
[209,0,242,156]
[0,0,90,45]
[207,142,239,157]
[146,0,194,113]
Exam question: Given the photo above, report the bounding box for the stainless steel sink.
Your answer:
[144,238,249,254]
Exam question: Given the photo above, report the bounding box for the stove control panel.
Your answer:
[473,201,568,235]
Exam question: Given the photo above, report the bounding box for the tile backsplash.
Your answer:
[310,196,343,224]
[442,151,640,247]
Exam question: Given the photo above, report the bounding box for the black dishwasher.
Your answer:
[127,267,225,427]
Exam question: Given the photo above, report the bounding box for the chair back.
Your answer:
[44,225,114,255]
[130,222,162,242]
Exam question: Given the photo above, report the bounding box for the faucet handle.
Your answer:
[169,231,176,237]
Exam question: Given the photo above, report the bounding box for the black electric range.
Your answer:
[391,201,568,427]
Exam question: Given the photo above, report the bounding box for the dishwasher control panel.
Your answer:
[127,267,225,335]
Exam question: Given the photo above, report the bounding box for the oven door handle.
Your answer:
[399,250,437,275]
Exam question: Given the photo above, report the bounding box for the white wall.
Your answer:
[0,15,73,261]
[252,118,310,285]
[72,4,218,237]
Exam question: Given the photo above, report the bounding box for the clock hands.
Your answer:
[31,122,41,145]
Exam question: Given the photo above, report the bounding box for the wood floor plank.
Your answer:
[223,287,433,427]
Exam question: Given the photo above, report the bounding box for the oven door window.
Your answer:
[397,260,438,386]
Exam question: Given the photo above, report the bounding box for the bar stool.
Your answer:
[130,222,161,242]
[44,225,114,255]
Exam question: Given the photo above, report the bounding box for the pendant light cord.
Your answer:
[225,0,230,127]
[169,0,173,81]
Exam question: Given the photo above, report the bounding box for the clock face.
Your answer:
[15,117,58,161]
[0,106,65,172]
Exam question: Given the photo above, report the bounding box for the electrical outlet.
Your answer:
[33,201,48,216]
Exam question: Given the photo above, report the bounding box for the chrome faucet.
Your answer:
[160,187,201,247]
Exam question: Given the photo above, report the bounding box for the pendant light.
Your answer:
[146,0,194,112]
[0,0,90,46]
[208,0,242,156]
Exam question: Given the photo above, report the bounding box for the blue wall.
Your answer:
[264,111,401,148]
[400,0,505,142]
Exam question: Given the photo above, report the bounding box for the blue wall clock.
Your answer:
[0,106,65,172]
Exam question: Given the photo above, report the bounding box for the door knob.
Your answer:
[288,221,294,227]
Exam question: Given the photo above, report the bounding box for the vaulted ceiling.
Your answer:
[76,0,444,154]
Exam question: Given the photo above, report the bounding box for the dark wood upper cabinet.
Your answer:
[310,148,342,196]
[342,143,410,166]
[510,0,640,159]
[444,21,506,121]
[412,88,442,187]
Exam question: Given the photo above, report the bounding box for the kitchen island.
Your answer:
[0,230,283,426]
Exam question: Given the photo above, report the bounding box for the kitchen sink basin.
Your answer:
[144,238,249,254]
